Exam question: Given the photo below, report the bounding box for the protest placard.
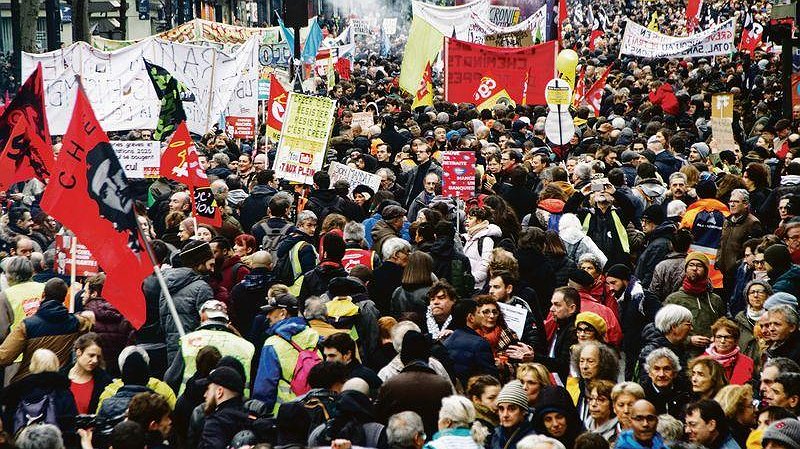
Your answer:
[352,19,370,35]
[485,30,533,47]
[272,93,336,184]
[383,18,398,35]
[467,5,545,45]
[711,118,737,152]
[328,162,382,196]
[442,151,476,199]
[55,235,100,277]
[497,301,527,338]
[225,116,256,138]
[711,94,734,119]
[488,5,521,27]
[620,18,735,58]
[110,141,160,179]
[351,112,375,134]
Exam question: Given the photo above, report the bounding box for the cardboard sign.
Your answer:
[225,116,256,138]
[328,161,381,195]
[497,301,527,339]
[55,234,100,277]
[351,112,375,134]
[710,118,736,152]
[110,141,160,179]
[442,151,476,199]
[484,30,533,47]
[352,19,370,35]
[711,94,734,119]
[383,18,398,35]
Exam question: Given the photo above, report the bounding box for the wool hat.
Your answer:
[322,232,347,261]
[569,269,595,288]
[764,244,792,275]
[691,142,711,159]
[180,240,214,268]
[620,150,638,163]
[685,252,710,272]
[762,418,800,449]
[642,205,666,225]
[353,184,375,200]
[121,351,150,386]
[382,205,407,221]
[400,330,431,365]
[495,380,529,411]
[576,312,607,337]
[640,149,657,164]
[695,179,717,199]
[605,264,631,281]
[764,292,799,311]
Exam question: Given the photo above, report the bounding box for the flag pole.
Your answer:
[69,235,78,313]
[135,216,186,337]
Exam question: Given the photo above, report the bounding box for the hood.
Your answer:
[335,390,376,423]
[550,181,575,197]
[532,386,583,439]
[648,222,676,241]
[687,198,729,213]
[309,189,340,204]
[636,181,667,198]
[558,213,585,244]
[429,237,456,258]
[539,199,565,214]
[269,316,314,340]
[163,267,204,294]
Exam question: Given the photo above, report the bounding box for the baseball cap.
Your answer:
[261,293,299,313]
[200,300,229,321]
[200,366,244,395]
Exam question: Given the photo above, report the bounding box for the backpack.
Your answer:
[450,258,475,298]
[279,335,322,396]
[13,392,58,435]
[274,240,309,285]
[260,221,294,260]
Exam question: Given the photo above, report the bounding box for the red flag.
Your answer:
[335,57,352,80]
[686,0,703,33]
[739,13,763,56]
[573,67,586,107]
[0,64,55,190]
[266,73,288,141]
[445,39,556,106]
[558,0,568,45]
[40,87,151,328]
[162,122,222,227]
[588,29,605,51]
[583,65,611,116]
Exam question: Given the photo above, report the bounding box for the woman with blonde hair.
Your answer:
[517,362,552,406]
[424,395,490,449]
[714,384,756,448]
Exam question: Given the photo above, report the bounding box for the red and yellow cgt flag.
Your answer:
[411,62,434,109]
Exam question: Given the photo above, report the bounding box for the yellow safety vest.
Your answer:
[266,326,321,415]
[5,281,43,329]
[179,328,255,396]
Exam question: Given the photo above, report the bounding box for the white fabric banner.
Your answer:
[468,4,546,45]
[620,18,736,58]
[22,36,258,136]
[412,0,491,41]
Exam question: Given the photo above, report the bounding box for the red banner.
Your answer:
[266,73,288,141]
[225,116,256,139]
[445,39,555,106]
[41,87,151,328]
[442,151,476,200]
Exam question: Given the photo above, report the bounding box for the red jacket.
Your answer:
[649,83,680,116]
[703,351,754,385]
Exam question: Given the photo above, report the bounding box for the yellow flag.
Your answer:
[399,16,443,94]
[412,62,434,109]
[648,12,660,31]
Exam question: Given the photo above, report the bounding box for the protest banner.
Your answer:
[351,112,375,133]
[489,5,521,26]
[23,37,258,136]
[710,118,736,152]
[467,5,546,45]
[497,301,527,338]
[444,38,555,106]
[55,234,99,277]
[442,151,477,199]
[272,93,336,184]
[383,18,398,35]
[485,30,533,47]
[352,19,370,35]
[413,0,491,41]
[110,141,160,179]
[620,18,736,58]
[225,116,257,138]
[328,162,381,195]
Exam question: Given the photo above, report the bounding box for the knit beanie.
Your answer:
[121,351,150,386]
[605,264,631,281]
[762,418,800,449]
[576,312,607,337]
[695,179,717,199]
[764,244,792,276]
[569,269,595,288]
[642,205,666,225]
[180,240,213,268]
[496,380,530,411]
[685,252,710,272]
[400,330,431,366]
[691,142,710,160]
[764,292,799,311]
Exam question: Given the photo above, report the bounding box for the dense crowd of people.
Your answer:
[0,0,800,448]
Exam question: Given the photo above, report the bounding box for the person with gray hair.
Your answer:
[516,434,567,449]
[424,395,489,449]
[763,304,800,362]
[717,187,763,278]
[370,237,412,315]
[638,304,693,379]
[343,221,381,272]
[388,411,426,449]
[571,162,593,185]
[15,424,65,449]
[641,347,691,419]
[378,320,453,385]
[0,255,42,340]
[657,414,684,444]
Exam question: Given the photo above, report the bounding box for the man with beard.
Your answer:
[661,172,697,213]
[197,366,249,449]
[664,253,725,356]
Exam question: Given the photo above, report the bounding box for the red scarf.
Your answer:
[477,326,502,356]
[682,276,708,296]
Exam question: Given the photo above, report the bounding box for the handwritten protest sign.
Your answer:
[352,19,370,35]
[351,112,375,134]
[710,93,735,152]
[328,162,382,196]
[620,18,735,58]
[485,30,533,47]
[442,151,476,199]
[55,235,99,277]
[110,141,160,179]
[383,18,398,35]
[272,93,336,184]
[497,301,527,338]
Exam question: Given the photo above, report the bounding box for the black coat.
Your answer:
[198,396,251,449]
[642,376,692,420]
[369,261,404,316]
[2,371,78,436]
[299,263,348,303]
[229,268,275,335]
[239,184,277,232]
[635,222,676,288]
[534,315,577,381]
[516,247,556,316]
[443,327,498,387]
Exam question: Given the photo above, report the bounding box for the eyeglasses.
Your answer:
[481,309,500,316]
[576,326,595,333]
[714,334,735,341]
[749,289,767,296]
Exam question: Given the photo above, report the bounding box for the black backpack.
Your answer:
[260,221,294,260]
[13,392,58,435]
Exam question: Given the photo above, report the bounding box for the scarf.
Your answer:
[468,220,489,237]
[477,326,503,354]
[705,343,740,371]
[426,308,452,340]
[682,276,708,296]
[474,402,499,427]
[747,306,765,322]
